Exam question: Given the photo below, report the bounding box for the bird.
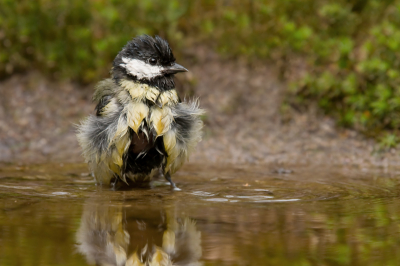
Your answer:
[77,35,204,188]
[76,201,202,266]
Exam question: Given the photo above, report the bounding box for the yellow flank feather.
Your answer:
[114,131,131,157]
[108,159,120,175]
[111,115,129,145]
[168,90,179,104]
[159,93,169,107]
[126,253,145,266]
[117,89,131,105]
[170,153,187,174]
[162,229,175,255]
[100,98,119,116]
[126,102,149,133]
[121,79,179,107]
[150,106,173,136]
[130,86,147,101]
[111,148,123,167]
[163,130,180,173]
[96,151,106,164]
[150,247,171,266]
[158,90,179,107]
[120,79,162,104]
[163,130,177,155]
[163,135,190,174]
[146,86,160,103]
[121,80,146,101]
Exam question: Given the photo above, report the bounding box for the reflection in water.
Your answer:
[4,164,400,265]
[76,201,202,266]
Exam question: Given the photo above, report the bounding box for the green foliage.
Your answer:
[0,0,189,83]
[1,0,400,138]
[379,133,399,149]
[285,0,400,137]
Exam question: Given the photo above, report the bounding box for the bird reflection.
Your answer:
[76,200,202,266]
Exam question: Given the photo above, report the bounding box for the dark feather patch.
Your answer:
[95,95,112,116]
[172,106,196,141]
[84,106,122,154]
[122,128,166,176]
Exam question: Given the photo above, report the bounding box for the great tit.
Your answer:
[77,35,204,188]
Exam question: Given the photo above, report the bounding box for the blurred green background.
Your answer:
[1,0,400,143]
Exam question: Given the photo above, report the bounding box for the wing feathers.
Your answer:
[163,100,204,174]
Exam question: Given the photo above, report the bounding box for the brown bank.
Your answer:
[0,50,399,170]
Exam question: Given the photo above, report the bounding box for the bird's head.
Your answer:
[112,35,187,90]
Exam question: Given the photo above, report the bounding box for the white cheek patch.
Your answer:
[120,57,164,80]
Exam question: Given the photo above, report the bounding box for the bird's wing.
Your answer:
[93,78,119,102]
[95,95,112,116]
[163,101,204,174]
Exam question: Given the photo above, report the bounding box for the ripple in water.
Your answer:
[52,192,71,196]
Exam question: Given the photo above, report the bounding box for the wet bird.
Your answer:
[77,35,204,188]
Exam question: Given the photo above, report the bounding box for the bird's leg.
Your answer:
[110,175,119,190]
[164,172,176,188]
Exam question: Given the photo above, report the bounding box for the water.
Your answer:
[1,163,400,265]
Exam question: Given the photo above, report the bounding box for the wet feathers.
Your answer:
[77,35,204,186]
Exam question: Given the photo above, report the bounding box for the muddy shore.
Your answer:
[1,50,399,169]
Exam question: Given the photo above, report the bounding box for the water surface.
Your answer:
[1,163,400,265]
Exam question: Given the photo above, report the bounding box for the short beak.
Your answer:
[162,63,188,75]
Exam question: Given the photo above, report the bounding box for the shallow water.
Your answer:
[1,163,400,266]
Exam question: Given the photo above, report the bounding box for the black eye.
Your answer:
[149,58,157,65]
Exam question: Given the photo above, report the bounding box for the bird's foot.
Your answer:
[164,172,180,190]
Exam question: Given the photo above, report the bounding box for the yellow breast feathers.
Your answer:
[120,80,178,107]
[115,80,178,137]
[99,80,196,179]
